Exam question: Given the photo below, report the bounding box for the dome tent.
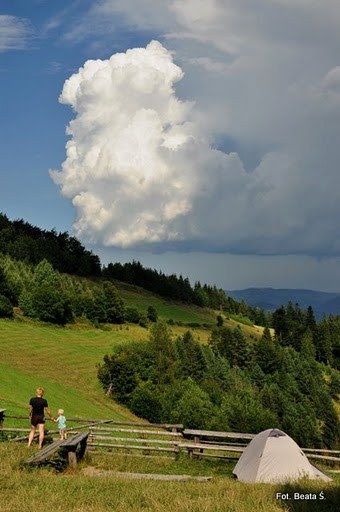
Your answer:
[233,428,331,483]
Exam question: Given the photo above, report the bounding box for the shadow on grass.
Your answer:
[275,483,340,511]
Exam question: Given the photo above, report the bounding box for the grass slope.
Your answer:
[115,280,216,324]
[113,280,268,341]
[0,318,145,422]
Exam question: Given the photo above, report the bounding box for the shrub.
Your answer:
[0,294,13,318]
[216,315,224,327]
[124,307,141,324]
[170,379,216,428]
[146,305,158,322]
[31,283,73,325]
[138,313,149,328]
[129,382,162,422]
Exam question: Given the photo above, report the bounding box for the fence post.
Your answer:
[0,409,5,429]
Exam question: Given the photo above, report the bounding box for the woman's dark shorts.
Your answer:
[31,415,45,426]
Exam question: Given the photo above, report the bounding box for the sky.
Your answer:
[1,0,340,292]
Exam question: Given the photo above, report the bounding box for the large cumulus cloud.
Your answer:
[52,1,340,255]
[50,41,247,249]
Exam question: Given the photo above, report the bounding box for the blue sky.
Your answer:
[2,1,340,292]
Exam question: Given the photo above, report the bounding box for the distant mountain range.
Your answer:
[227,288,340,319]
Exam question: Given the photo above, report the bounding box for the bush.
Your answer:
[216,315,224,327]
[102,281,125,323]
[138,313,149,328]
[170,379,216,428]
[31,284,73,325]
[0,294,13,318]
[124,307,141,324]
[217,390,278,434]
[129,382,162,422]
[18,290,35,317]
[147,305,158,322]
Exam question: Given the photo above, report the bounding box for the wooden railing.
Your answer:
[1,412,340,464]
[87,423,183,457]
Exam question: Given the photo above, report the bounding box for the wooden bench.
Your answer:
[60,432,89,467]
[24,432,89,468]
[181,429,253,459]
[25,439,65,466]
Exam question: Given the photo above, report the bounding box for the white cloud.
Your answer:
[50,41,206,247]
[0,15,31,52]
[53,2,340,257]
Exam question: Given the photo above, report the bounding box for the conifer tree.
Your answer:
[177,331,207,382]
[300,328,316,360]
[149,321,178,384]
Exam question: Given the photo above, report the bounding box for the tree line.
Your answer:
[98,321,340,449]
[0,256,160,327]
[0,212,264,319]
[272,301,340,369]
[102,260,267,322]
[0,213,101,277]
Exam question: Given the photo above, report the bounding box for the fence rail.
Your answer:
[1,413,340,464]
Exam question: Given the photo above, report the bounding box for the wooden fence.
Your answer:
[1,412,340,464]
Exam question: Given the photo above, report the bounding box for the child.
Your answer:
[54,408,67,440]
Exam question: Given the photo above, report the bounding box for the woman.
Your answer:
[28,387,54,449]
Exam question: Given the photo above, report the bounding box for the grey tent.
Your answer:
[233,428,331,483]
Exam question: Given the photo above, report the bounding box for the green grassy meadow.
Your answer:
[112,280,216,324]
[0,443,338,512]
[0,318,144,421]
[0,313,215,422]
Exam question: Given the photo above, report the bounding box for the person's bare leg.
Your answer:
[38,423,45,449]
[28,426,36,447]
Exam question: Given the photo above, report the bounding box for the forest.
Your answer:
[97,320,340,449]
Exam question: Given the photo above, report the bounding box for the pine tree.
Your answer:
[102,281,125,323]
[300,328,316,360]
[149,321,178,384]
[255,328,282,374]
[272,306,289,345]
[177,331,207,382]
[232,325,249,367]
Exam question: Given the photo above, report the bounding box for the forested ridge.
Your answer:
[0,212,101,277]
[0,212,264,321]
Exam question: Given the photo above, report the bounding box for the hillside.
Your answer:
[0,242,266,423]
[0,305,264,424]
[228,287,340,319]
[0,318,138,421]
[1,217,339,449]
[111,279,267,339]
